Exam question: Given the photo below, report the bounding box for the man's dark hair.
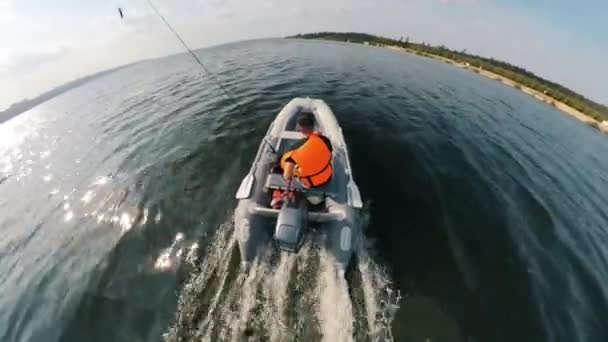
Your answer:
[297,113,315,129]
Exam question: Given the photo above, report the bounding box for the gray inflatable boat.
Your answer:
[234,98,363,274]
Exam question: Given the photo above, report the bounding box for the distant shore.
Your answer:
[0,64,130,124]
[383,45,608,133]
[289,33,608,135]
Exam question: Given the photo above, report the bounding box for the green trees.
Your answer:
[289,32,608,121]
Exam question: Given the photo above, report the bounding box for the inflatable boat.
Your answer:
[234,98,363,274]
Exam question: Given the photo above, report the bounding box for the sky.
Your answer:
[1,0,607,110]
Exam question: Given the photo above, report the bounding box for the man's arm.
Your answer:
[282,137,307,180]
[283,161,296,181]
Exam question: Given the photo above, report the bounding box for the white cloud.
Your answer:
[0,45,72,73]
[438,0,480,4]
[0,0,606,109]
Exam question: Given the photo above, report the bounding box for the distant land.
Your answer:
[289,32,608,129]
[4,34,606,133]
[0,64,129,124]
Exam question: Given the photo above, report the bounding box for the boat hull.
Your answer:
[234,98,362,273]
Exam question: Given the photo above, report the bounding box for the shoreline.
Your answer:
[383,45,608,134]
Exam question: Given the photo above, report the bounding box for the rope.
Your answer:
[144,0,237,106]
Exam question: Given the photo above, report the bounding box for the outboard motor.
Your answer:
[273,194,307,252]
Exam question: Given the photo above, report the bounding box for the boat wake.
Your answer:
[164,219,400,342]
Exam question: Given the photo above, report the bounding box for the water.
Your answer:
[1,38,607,342]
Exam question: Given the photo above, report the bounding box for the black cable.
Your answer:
[144,0,237,106]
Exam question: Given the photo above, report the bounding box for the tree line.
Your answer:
[290,32,608,122]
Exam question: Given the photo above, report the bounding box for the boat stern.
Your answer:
[324,200,360,273]
[235,199,271,266]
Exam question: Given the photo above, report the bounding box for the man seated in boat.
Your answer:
[271,113,333,208]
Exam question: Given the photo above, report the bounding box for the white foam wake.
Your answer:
[317,249,355,342]
[166,222,401,342]
[265,247,298,341]
[357,247,401,341]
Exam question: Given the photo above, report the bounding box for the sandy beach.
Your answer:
[384,45,608,134]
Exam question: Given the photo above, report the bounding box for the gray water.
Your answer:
[1,38,607,342]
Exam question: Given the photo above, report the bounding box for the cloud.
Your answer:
[0,0,606,108]
[0,2,15,24]
[439,0,480,4]
[0,45,72,74]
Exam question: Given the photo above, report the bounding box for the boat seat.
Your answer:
[265,173,336,197]
[278,130,305,140]
[275,131,304,155]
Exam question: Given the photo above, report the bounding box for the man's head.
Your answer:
[296,113,315,136]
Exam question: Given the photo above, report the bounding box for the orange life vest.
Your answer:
[280,132,332,188]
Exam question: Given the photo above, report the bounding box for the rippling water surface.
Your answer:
[1,39,608,342]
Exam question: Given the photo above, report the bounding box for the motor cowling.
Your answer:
[273,194,307,252]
